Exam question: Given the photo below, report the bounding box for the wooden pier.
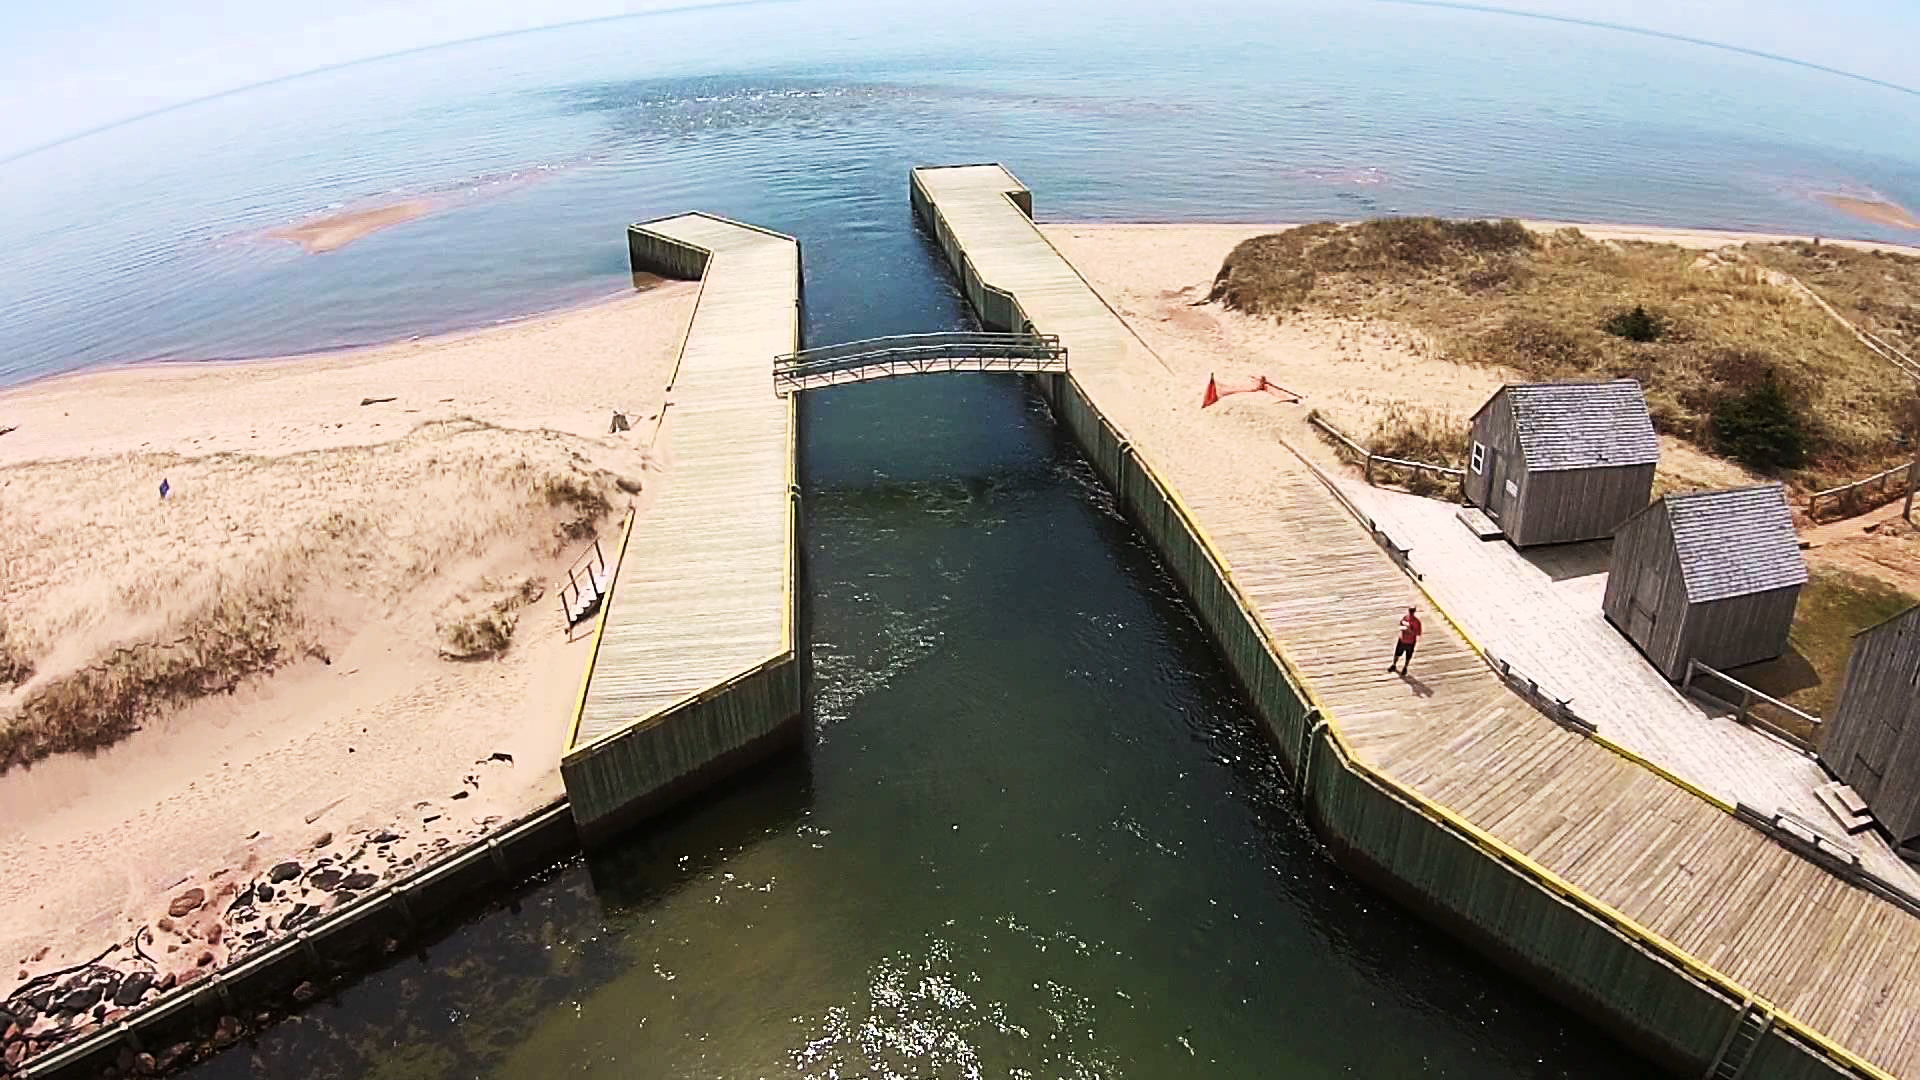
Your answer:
[913,164,1920,1080]
[560,213,802,843]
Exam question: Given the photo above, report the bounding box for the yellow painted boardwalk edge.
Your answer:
[564,215,802,760]
[1095,374,1891,1080]
[564,507,637,753]
[912,164,1890,1080]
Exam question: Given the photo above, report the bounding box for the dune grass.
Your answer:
[1366,404,1468,497]
[0,586,300,770]
[1208,219,1920,489]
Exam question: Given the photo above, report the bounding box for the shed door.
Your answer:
[1627,566,1660,643]
[1484,450,1508,519]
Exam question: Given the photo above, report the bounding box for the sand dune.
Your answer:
[0,282,696,1024]
[1038,222,1797,499]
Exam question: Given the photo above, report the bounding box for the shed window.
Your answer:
[1470,442,1486,475]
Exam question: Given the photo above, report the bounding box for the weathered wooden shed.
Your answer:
[1602,484,1809,681]
[1821,604,1920,850]
[1464,379,1660,547]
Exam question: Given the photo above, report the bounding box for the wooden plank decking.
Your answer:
[1343,481,1920,892]
[569,214,798,751]
[913,164,1920,1079]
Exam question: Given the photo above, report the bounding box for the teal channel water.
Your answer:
[176,240,1646,1076]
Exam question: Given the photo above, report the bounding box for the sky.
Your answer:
[1,0,1916,162]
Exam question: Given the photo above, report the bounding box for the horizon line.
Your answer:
[0,0,795,168]
[1379,0,1919,99]
[3,0,1916,167]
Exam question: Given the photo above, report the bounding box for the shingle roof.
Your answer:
[1665,485,1809,604]
[1503,380,1661,472]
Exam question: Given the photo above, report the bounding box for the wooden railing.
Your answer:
[1681,659,1821,755]
[1307,412,1465,491]
[1807,460,1915,521]
[559,534,612,630]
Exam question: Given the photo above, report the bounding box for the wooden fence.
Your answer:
[1680,659,1822,755]
[1307,411,1465,492]
[1807,461,1915,521]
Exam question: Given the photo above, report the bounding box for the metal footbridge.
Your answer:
[772,331,1066,395]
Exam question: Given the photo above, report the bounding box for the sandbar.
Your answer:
[267,199,440,254]
[1817,193,1920,231]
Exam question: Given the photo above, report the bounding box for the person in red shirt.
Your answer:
[1390,606,1422,674]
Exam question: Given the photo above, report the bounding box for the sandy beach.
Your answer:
[0,281,696,1044]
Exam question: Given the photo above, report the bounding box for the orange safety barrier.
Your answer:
[1201,373,1301,407]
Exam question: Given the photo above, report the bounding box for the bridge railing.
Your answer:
[772,333,1066,393]
[775,332,1061,369]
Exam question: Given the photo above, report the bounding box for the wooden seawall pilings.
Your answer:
[910,164,1882,1080]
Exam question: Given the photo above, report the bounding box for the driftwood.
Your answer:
[358,396,397,407]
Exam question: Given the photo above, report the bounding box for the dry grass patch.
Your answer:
[1209,220,1920,488]
[1,585,300,769]
[1745,242,1920,362]
[438,577,546,660]
[1366,404,1467,497]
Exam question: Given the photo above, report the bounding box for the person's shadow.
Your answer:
[1397,670,1434,698]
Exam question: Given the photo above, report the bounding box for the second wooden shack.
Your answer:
[1821,604,1920,852]
[1602,484,1809,681]
[1464,379,1660,547]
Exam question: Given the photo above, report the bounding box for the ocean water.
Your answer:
[10,2,1918,1076]
[1,0,1917,384]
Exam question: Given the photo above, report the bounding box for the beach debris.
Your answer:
[304,796,347,824]
[112,972,153,1008]
[167,889,205,918]
[291,981,320,1004]
[0,425,15,437]
[609,410,631,433]
[359,396,397,406]
[616,475,643,494]
[486,751,514,766]
[211,1013,242,1046]
[451,790,469,800]
[158,477,171,499]
[372,829,400,844]
[311,831,333,849]
[53,984,102,1017]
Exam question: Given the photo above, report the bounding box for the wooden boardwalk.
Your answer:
[1344,481,1920,892]
[569,214,797,751]
[914,164,1920,1079]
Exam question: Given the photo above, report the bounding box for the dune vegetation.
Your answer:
[1208,218,1920,489]
[0,420,622,771]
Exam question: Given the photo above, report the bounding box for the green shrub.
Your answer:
[1713,377,1810,471]
[1603,305,1664,342]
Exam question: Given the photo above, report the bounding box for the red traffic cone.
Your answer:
[1202,374,1220,408]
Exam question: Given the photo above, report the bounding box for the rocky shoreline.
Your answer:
[3,764,522,1076]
